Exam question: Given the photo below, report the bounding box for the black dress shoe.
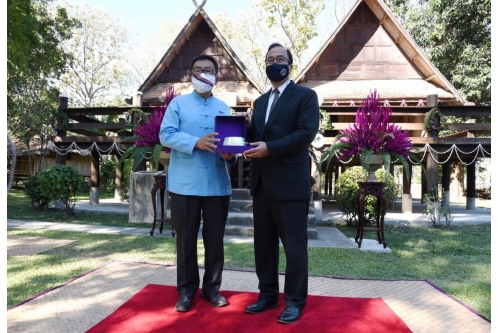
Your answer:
[200,291,229,307]
[245,300,279,314]
[175,296,192,312]
[277,306,302,324]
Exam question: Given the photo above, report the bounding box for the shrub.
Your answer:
[335,166,397,226]
[23,175,51,210]
[423,186,454,227]
[37,164,84,215]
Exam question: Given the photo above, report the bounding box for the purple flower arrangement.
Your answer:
[134,87,175,153]
[321,90,418,181]
[119,86,176,170]
[337,90,413,160]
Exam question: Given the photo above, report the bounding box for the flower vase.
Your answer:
[367,154,383,182]
[159,151,170,174]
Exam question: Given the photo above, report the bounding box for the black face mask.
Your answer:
[266,63,290,82]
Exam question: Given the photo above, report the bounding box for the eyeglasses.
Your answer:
[192,68,216,76]
[265,56,289,65]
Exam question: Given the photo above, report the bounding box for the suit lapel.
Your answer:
[264,81,296,133]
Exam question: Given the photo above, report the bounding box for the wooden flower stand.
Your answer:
[355,182,387,248]
[150,173,175,237]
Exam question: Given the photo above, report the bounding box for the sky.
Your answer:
[65,0,256,45]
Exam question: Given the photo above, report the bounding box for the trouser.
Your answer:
[170,193,230,298]
[252,181,309,309]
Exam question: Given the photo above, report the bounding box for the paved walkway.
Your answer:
[7,197,490,253]
[67,196,492,227]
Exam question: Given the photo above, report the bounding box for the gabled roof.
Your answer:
[139,7,263,106]
[295,0,467,106]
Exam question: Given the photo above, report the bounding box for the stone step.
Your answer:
[229,200,253,212]
[230,188,252,200]
[227,211,316,227]
[224,224,318,239]
[229,199,315,214]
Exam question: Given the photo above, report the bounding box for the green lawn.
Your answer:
[7,190,491,320]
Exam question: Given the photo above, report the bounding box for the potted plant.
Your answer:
[119,87,176,171]
[320,90,421,182]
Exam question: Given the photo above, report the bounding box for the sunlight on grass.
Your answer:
[7,191,491,320]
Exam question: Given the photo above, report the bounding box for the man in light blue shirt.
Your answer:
[160,54,236,312]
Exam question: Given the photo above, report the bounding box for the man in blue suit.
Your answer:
[243,43,319,324]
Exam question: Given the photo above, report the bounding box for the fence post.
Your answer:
[56,94,68,165]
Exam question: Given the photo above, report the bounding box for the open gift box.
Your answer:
[215,115,253,154]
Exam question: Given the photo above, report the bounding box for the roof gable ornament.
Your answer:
[192,0,207,9]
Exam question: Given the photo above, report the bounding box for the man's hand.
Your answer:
[242,141,269,158]
[195,132,220,153]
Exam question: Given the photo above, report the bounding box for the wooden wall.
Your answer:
[305,2,422,81]
[156,20,248,83]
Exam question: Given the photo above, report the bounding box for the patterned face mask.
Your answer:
[192,73,216,93]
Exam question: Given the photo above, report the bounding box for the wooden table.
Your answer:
[150,173,175,237]
[355,182,387,248]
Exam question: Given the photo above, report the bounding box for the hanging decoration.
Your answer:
[424,107,447,140]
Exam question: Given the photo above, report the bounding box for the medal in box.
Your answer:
[215,115,253,153]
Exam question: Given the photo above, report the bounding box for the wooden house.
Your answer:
[297,0,467,107]
[295,0,490,208]
[7,136,91,187]
[50,0,490,210]
[138,6,263,107]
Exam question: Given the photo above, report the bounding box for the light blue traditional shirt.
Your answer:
[159,91,236,196]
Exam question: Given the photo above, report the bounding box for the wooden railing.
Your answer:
[322,105,491,152]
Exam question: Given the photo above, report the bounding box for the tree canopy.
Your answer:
[7,0,76,93]
[7,0,77,174]
[386,0,491,105]
[57,2,131,107]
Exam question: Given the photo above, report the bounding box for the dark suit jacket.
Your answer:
[247,81,319,200]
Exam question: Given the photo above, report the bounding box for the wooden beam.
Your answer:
[409,137,491,145]
[68,123,129,130]
[67,129,106,137]
[380,14,389,25]
[324,136,491,146]
[53,136,128,143]
[330,123,426,130]
[446,123,491,131]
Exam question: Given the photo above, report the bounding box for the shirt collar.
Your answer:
[271,79,291,95]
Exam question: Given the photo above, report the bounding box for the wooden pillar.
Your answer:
[442,162,451,206]
[426,151,439,202]
[334,165,340,199]
[423,94,438,203]
[90,150,100,205]
[466,161,476,210]
[132,91,146,171]
[421,166,427,204]
[56,94,68,165]
[114,158,124,201]
[310,150,321,195]
[402,164,412,213]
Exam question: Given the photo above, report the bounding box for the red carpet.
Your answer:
[86,284,412,333]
